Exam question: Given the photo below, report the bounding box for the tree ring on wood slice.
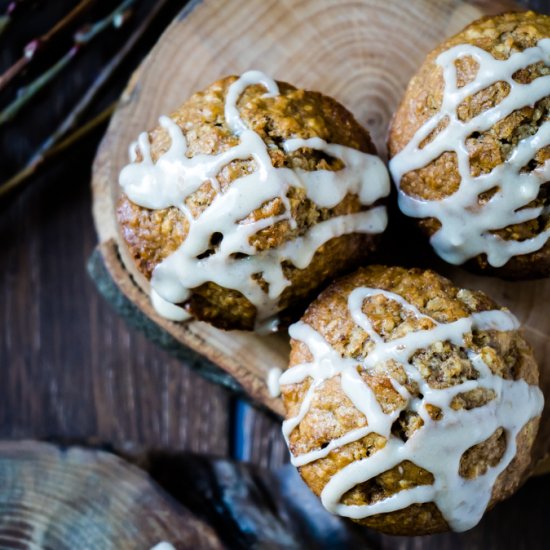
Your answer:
[0,441,223,550]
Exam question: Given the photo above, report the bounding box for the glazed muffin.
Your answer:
[118,71,390,331]
[280,266,544,535]
[389,11,550,279]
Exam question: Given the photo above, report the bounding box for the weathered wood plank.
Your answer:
[0,154,230,457]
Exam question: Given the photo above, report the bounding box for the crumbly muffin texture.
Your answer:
[389,11,550,278]
[118,76,383,330]
[282,266,541,535]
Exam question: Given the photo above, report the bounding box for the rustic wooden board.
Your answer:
[91,0,550,472]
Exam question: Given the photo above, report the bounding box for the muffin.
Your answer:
[280,266,544,535]
[118,71,390,331]
[389,11,550,279]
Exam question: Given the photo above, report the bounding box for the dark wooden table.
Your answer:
[1,1,549,548]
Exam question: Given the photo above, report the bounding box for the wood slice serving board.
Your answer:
[91,0,550,473]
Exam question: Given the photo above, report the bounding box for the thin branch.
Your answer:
[0,47,77,124]
[0,101,117,198]
[0,1,29,37]
[0,0,172,197]
[0,0,97,91]
[24,0,171,164]
[0,0,135,125]
[0,3,14,36]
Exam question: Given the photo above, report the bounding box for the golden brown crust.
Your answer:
[282,265,541,535]
[118,76,382,330]
[388,11,550,279]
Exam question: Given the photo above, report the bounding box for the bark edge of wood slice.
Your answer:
[90,0,550,473]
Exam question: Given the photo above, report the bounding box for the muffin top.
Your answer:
[389,12,550,278]
[118,71,390,330]
[281,266,544,534]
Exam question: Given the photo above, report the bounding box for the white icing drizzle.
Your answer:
[150,288,191,321]
[267,367,283,397]
[119,71,390,330]
[389,39,550,267]
[281,288,544,532]
[149,543,176,550]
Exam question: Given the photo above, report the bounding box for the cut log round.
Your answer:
[90,0,550,473]
[0,441,223,550]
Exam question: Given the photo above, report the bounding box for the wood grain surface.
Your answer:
[0,151,233,455]
[0,0,549,548]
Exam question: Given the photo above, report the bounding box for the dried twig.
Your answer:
[0,101,117,198]
[0,2,17,36]
[0,0,32,37]
[0,0,135,125]
[22,0,171,162]
[0,0,172,197]
[0,0,96,91]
